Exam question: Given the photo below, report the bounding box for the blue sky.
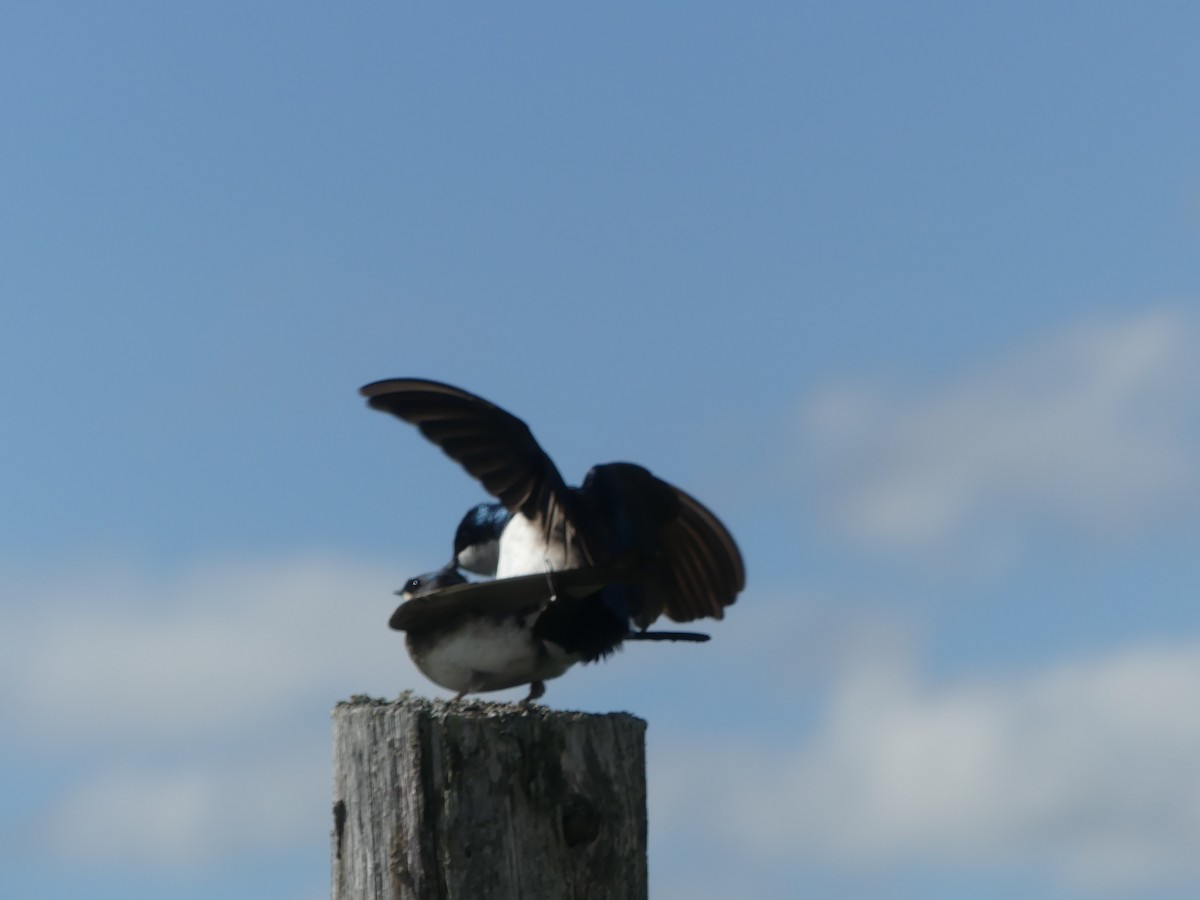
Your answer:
[3,3,1200,898]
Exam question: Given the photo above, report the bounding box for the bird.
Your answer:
[390,566,710,702]
[361,378,745,631]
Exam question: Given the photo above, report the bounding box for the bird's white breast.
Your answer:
[496,513,568,578]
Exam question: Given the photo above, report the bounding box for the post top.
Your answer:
[334,692,647,730]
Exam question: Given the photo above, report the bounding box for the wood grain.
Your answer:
[331,694,647,900]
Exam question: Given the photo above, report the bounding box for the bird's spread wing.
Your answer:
[389,567,643,632]
[361,379,571,524]
[655,485,746,623]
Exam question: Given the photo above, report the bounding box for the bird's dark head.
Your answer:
[395,566,467,599]
[453,502,511,550]
[452,501,511,575]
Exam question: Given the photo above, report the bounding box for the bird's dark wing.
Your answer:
[361,379,571,522]
[389,567,643,632]
[654,485,746,623]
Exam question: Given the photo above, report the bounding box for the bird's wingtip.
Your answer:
[359,378,403,398]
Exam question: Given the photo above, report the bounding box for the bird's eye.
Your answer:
[407,578,422,591]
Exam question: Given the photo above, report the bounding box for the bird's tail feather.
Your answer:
[623,630,710,643]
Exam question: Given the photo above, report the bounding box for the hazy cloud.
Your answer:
[43,750,323,867]
[653,637,1200,893]
[8,544,1199,891]
[803,308,1200,554]
[0,555,420,747]
[0,555,422,867]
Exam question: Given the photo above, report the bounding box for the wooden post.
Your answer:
[331,694,648,900]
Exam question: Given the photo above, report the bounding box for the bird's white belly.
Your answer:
[496,514,568,578]
[410,617,574,694]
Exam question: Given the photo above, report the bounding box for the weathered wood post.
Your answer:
[331,694,648,900]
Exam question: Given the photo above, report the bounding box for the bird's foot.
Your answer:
[520,680,546,705]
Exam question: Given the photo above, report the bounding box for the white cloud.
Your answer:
[651,637,1200,893]
[0,555,424,747]
[0,555,427,868]
[10,551,1199,894]
[43,750,324,867]
[803,308,1200,553]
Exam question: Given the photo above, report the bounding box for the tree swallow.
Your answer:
[361,378,745,630]
[391,567,710,701]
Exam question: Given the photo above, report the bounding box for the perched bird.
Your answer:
[361,378,745,630]
[391,567,709,701]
